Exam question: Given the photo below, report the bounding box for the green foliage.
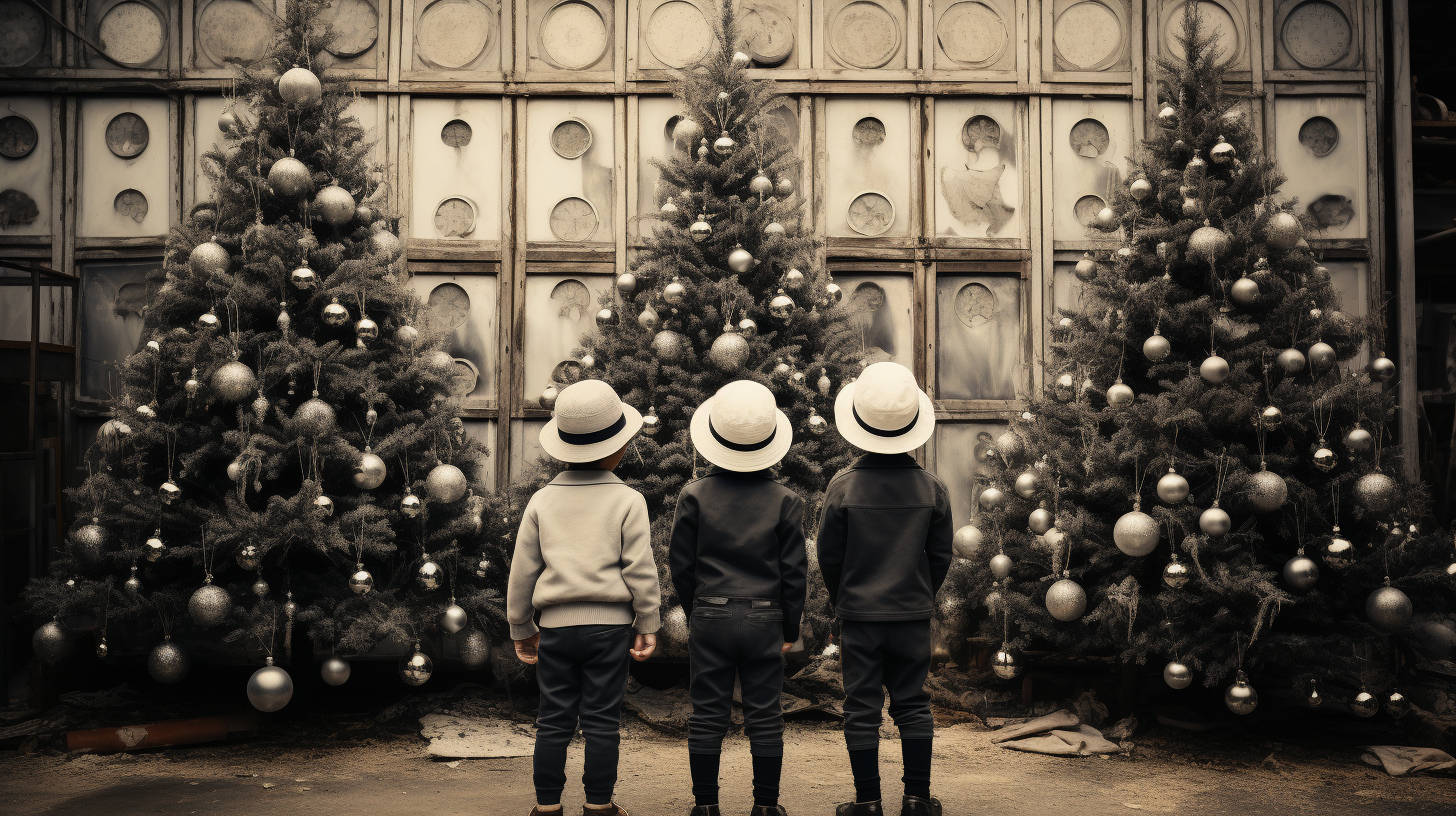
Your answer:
[945,5,1452,691]
[25,0,511,665]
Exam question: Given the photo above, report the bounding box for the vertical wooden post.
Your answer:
[1390,0,1418,481]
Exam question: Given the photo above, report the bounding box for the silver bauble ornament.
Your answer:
[707,326,750,372]
[825,281,843,305]
[247,658,294,712]
[1345,425,1373,456]
[347,447,386,490]
[278,66,323,106]
[1308,341,1336,369]
[1157,468,1190,503]
[775,176,795,197]
[416,557,443,591]
[1265,211,1302,250]
[295,397,336,436]
[817,370,831,395]
[764,220,786,237]
[251,576,270,597]
[1366,584,1413,632]
[1353,472,1398,514]
[1322,528,1355,569]
[1182,196,1202,218]
[1305,679,1324,708]
[641,407,660,435]
[1129,177,1152,200]
[990,553,1013,579]
[253,393,271,422]
[322,297,350,327]
[1053,372,1076,401]
[32,621,72,662]
[1230,275,1260,305]
[400,490,423,518]
[189,238,230,277]
[148,638,191,683]
[1246,469,1287,513]
[580,353,595,369]
[290,260,317,290]
[783,268,805,289]
[1370,356,1396,382]
[355,316,379,344]
[1113,510,1159,556]
[98,419,130,453]
[672,116,702,146]
[441,603,468,634]
[1312,445,1336,472]
[96,638,109,659]
[1163,558,1191,589]
[991,646,1023,680]
[1386,689,1411,719]
[638,305,661,331]
[594,307,616,328]
[1046,577,1087,621]
[136,402,157,418]
[314,494,335,517]
[615,271,637,295]
[71,520,108,563]
[1143,332,1171,362]
[320,655,351,686]
[690,213,712,242]
[731,50,751,66]
[1283,555,1319,592]
[370,226,404,261]
[1277,347,1306,373]
[1184,155,1207,179]
[354,203,373,223]
[1107,380,1134,407]
[750,172,773,195]
[425,463,467,503]
[1200,355,1230,384]
[735,316,758,339]
[124,566,142,592]
[314,183,355,226]
[1014,470,1041,499]
[1073,253,1098,282]
[539,384,559,410]
[1200,504,1232,536]
[807,410,829,435]
[1028,508,1054,535]
[349,566,374,594]
[400,645,433,686]
[1157,104,1179,128]
[160,479,182,505]
[713,135,736,156]
[212,361,258,402]
[236,544,261,571]
[994,430,1025,465]
[978,485,1006,511]
[141,527,166,562]
[218,109,240,135]
[952,523,982,559]
[268,155,312,197]
[1224,672,1258,715]
[1349,688,1379,717]
[1164,661,1193,689]
[1210,137,1236,164]
[1259,405,1283,430]
[1189,224,1231,262]
[769,290,795,320]
[663,278,687,304]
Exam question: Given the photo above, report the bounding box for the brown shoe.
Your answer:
[751,806,788,816]
[584,805,629,816]
[835,802,882,816]
[898,797,941,816]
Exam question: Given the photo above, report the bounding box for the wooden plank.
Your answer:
[1390,0,1418,481]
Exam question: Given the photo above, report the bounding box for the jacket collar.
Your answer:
[852,452,921,469]
[550,470,625,486]
[705,465,774,478]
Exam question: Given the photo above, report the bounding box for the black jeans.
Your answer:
[840,619,933,750]
[688,597,786,756]
[533,623,634,805]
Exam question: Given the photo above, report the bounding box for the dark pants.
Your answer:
[533,623,634,806]
[840,619,934,750]
[688,597,786,756]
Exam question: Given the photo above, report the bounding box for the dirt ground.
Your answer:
[3,704,1454,816]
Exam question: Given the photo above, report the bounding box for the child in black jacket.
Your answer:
[817,363,954,816]
[670,380,807,816]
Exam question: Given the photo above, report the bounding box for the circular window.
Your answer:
[551,119,593,159]
[441,119,473,148]
[1069,119,1110,158]
[852,117,886,148]
[1297,116,1339,157]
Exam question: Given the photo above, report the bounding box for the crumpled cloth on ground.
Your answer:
[990,709,1122,756]
[1361,745,1456,776]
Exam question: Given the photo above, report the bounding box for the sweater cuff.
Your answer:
[510,620,540,641]
[633,612,661,635]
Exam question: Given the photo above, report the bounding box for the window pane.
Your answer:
[836,274,914,367]
[932,421,1003,525]
[935,275,1020,400]
[522,273,615,406]
[79,261,153,400]
[462,419,498,492]
[408,272,498,404]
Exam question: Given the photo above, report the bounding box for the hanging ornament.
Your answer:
[951,522,982,559]
[775,176,795,197]
[987,553,1013,580]
[355,202,373,223]
[416,556,443,591]
[638,304,661,331]
[1369,356,1396,382]
[1142,330,1171,362]
[731,50,751,67]
[1157,104,1179,128]
[148,637,191,684]
[1053,372,1076,401]
[672,116,702,146]
[184,369,202,397]
[1209,136,1236,164]
[212,360,259,402]
[1246,468,1288,513]
[399,489,423,518]
[124,565,142,592]
[1073,253,1098,282]
[218,108,240,135]
[1308,341,1336,369]
[70,518,108,566]
[251,576,270,597]
[399,643,433,686]
[98,419,130,453]
[321,297,350,327]
[991,646,1022,680]
[1322,526,1354,569]
[780,269,806,291]
[1184,155,1207,180]
[349,564,374,594]
[1305,679,1324,708]
[1181,196,1202,218]
[268,153,312,197]
[425,463,467,503]
[594,307,616,328]
[353,447,387,490]
[278,65,323,106]
[370,225,404,261]
[1354,472,1398,514]
[1312,442,1336,472]
[320,655,351,686]
[689,213,712,242]
[1260,405,1283,430]
[142,528,166,562]
[96,636,108,659]
[32,621,72,663]
[764,220,785,237]
[189,237,230,277]
[1046,575,1087,622]
[136,402,157,419]
[1162,556,1191,589]
[978,485,1006,511]
[1102,378,1134,408]
[1163,661,1193,689]
[459,628,490,670]
[815,369,832,397]
[1386,689,1411,719]
[1157,466,1190,504]
[1200,503,1232,536]
[1224,671,1258,715]
[1228,274,1261,307]
[640,405,660,436]
[159,479,182,505]
[1200,355,1230,384]
[1094,205,1117,231]
[1113,508,1159,556]
[1189,223,1230,262]
[314,494,335,517]
[295,396,336,436]
[750,171,773,195]
[822,281,843,307]
[355,316,379,345]
[1129,177,1152,200]
[235,543,260,571]
[1349,688,1380,717]
[713,134,737,156]
[769,289,796,320]
[1265,211,1303,250]
[314,183,356,226]
[580,353,595,370]
[1282,552,1319,592]
[663,277,687,305]
[441,603,468,634]
[697,138,710,160]
[1014,470,1041,499]
[1344,424,1374,456]
[1367,582,1413,632]
[395,324,419,346]
[1275,347,1306,374]
[727,244,754,273]
[247,656,294,712]
[1028,507,1054,535]
[651,328,688,363]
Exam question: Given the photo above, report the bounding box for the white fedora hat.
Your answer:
[833,362,936,454]
[539,379,643,463]
[690,380,793,472]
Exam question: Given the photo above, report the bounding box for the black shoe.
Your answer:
[834,801,883,816]
[583,805,629,816]
[898,797,941,816]
[751,807,787,816]
[691,807,721,816]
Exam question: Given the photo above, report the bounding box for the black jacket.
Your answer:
[816,453,955,621]
[669,468,807,642]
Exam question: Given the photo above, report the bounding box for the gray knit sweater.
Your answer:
[506,470,662,640]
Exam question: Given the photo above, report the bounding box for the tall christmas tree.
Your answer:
[948,5,1453,712]
[26,1,510,704]
[567,2,858,650]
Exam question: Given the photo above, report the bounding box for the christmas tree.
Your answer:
[564,2,859,650]
[948,5,1454,712]
[26,0,509,703]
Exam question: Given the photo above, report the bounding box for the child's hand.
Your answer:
[630,633,657,661]
[514,633,540,664]
[781,642,793,654]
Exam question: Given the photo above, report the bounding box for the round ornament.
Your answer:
[416,557,443,591]
[1113,510,1159,556]
[1283,555,1319,592]
[1014,470,1041,499]
[1182,196,1202,218]
[1200,355,1230,384]
[990,553,1013,579]
[708,326,749,372]
[355,316,379,344]
[71,520,108,566]
[395,325,419,347]
[825,281,844,305]
[991,646,1022,680]
[159,480,182,505]
[1259,405,1283,430]
[952,523,982,559]
[1157,104,1179,128]
[995,430,1025,466]
[399,645,433,686]
[776,176,795,197]
[370,227,404,261]
[1265,212,1302,250]
[247,658,293,712]
[807,409,829,436]
[652,329,689,363]
[1074,253,1098,282]
[320,655,351,686]
[1230,275,1260,305]
[1157,468,1190,504]
[212,361,258,403]
[218,109,239,135]
[1305,679,1324,708]
[96,638,109,659]
[765,221,785,237]
[426,463,468,503]
[1184,155,1207,179]
[322,297,350,327]
[638,305,660,331]
[189,238,230,277]
[783,268,805,289]
[1224,671,1258,715]
[236,544,260,571]
[1163,558,1191,589]
[1189,224,1231,262]
[1366,584,1413,632]
[1308,342,1336,369]
[713,135,736,156]
[1277,348,1307,374]
[1353,472,1398,514]
[750,172,773,195]
[1107,380,1134,408]
[1164,661,1193,689]
[295,397,336,436]
[148,638,191,684]
[540,384,559,410]
[349,566,374,595]
[252,576,270,597]
[690,213,712,242]
[672,116,702,146]
[1386,689,1411,719]
[268,155,313,197]
[1143,332,1171,362]
[978,486,1006,511]
[441,604,468,634]
[1345,425,1374,456]
[1246,469,1288,513]
[354,448,387,490]
[32,621,71,663]
[663,278,687,305]
[1053,373,1076,401]
[277,66,323,106]
[595,307,616,328]
[735,316,758,339]
[314,183,355,226]
[1200,504,1232,536]
[1210,137,1236,164]
[460,628,490,669]
[1370,356,1396,382]
[764,290,796,321]
[1312,445,1336,472]
[143,529,166,561]
[1129,177,1152,200]
[1028,508,1054,535]
[1046,577,1087,622]
[314,494,335,518]
[1349,689,1380,718]
[1322,527,1355,569]
[400,490,423,518]
[124,566,142,593]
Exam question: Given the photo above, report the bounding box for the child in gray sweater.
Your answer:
[508,379,662,816]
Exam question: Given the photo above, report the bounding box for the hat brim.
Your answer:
[539,403,644,463]
[833,379,937,454]
[690,396,794,472]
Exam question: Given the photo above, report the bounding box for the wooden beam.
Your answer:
[1389,0,1418,482]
